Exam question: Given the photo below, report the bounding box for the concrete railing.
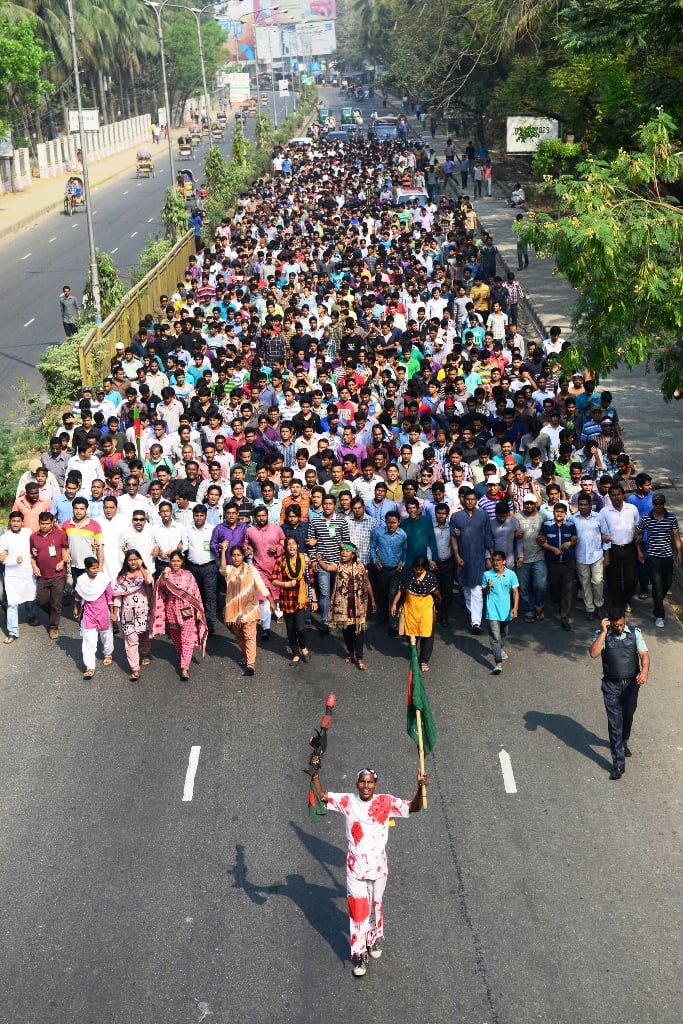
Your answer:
[35,114,152,179]
[0,148,32,193]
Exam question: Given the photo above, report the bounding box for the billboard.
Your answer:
[214,1,256,61]
[506,116,560,153]
[253,0,336,25]
[255,22,336,60]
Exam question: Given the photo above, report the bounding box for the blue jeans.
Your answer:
[316,568,336,623]
[517,560,547,617]
[6,601,36,637]
[487,618,509,664]
[259,599,271,631]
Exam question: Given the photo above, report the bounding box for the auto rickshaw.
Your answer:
[189,127,202,151]
[178,135,194,160]
[216,111,227,126]
[317,105,331,125]
[64,175,85,216]
[176,168,196,201]
[136,149,155,177]
[211,121,224,141]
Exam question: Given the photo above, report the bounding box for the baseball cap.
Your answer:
[115,342,125,350]
[28,457,42,473]
[522,493,537,503]
[487,476,501,485]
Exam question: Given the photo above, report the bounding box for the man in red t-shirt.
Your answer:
[30,511,70,639]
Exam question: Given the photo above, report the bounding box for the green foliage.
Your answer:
[130,234,173,286]
[37,331,84,406]
[0,419,19,508]
[161,186,189,242]
[516,112,683,397]
[83,250,125,320]
[254,111,273,151]
[532,139,583,177]
[0,11,53,136]
[164,13,224,123]
[231,122,251,168]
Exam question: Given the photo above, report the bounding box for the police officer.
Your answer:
[589,608,650,780]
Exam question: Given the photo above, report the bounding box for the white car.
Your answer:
[392,187,430,208]
[288,137,313,148]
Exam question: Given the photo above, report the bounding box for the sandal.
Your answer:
[301,650,310,663]
[291,656,301,664]
[524,615,535,623]
[3,636,17,644]
[535,607,545,621]
[141,657,151,666]
[345,655,356,664]
[83,668,95,679]
[130,670,140,681]
[180,668,190,680]
[420,663,430,673]
[103,655,113,666]
[356,660,367,671]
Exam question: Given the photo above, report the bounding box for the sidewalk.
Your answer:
[409,108,683,494]
[0,137,171,243]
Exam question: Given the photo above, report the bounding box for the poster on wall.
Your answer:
[214,0,256,61]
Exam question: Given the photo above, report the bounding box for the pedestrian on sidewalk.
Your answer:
[589,609,649,780]
[483,550,519,674]
[306,760,428,978]
[483,158,493,197]
[59,285,80,337]
[430,115,437,139]
[514,213,529,269]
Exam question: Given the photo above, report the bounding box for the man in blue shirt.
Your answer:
[369,511,407,630]
[539,502,577,630]
[482,551,519,674]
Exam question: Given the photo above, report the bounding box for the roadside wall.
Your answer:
[35,115,152,180]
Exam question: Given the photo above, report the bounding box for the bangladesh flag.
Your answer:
[308,781,326,823]
[407,643,437,755]
[132,403,142,437]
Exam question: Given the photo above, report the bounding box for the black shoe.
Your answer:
[561,620,572,631]
[609,766,624,780]
[471,624,481,635]
[318,622,330,635]
[245,665,255,676]
[624,742,632,757]
[388,626,398,637]
[261,629,270,641]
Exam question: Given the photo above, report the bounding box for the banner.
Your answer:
[254,0,336,24]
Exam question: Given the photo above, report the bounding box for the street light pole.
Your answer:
[168,3,218,128]
[143,0,175,181]
[65,0,101,324]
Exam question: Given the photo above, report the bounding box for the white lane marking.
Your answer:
[130,230,138,238]
[182,745,201,801]
[93,210,98,215]
[24,317,35,327]
[49,236,57,243]
[123,190,129,195]
[147,217,154,223]
[72,222,79,227]
[499,749,517,794]
[111,247,119,254]
[21,252,31,260]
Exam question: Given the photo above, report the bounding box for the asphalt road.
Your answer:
[2,85,682,1023]
[0,94,291,414]
[0,598,681,1024]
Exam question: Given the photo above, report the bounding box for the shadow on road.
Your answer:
[524,710,612,771]
[227,831,349,961]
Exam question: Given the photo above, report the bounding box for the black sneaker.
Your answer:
[368,941,382,959]
[261,629,271,641]
[352,952,369,977]
[318,622,331,635]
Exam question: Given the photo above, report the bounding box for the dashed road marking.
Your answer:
[182,745,201,801]
[111,247,119,254]
[147,217,154,222]
[21,252,31,260]
[499,749,517,794]
[24,318,35,327]
[130,231,138,238]
[48,237,57,243]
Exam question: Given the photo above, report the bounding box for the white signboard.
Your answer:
[68,108,100,133]
[255,22,336,60]
[157,107,167,128]
[506,116,560,153]
[278,79,289,95]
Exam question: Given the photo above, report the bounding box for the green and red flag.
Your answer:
[132,403,141,458]
[407,643,437,755]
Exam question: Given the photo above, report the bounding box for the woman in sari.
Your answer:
[329,541,377,671]
[150,551,207,681]
[391,555,441,672]
[112,549,153,680]
[219,543,271,676]
[271,536,317,665]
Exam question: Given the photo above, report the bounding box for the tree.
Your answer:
[517,111,683,397]
[0,8,53,138]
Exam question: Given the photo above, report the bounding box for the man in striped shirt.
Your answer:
[307,495,350,633]
[636,494,682,628]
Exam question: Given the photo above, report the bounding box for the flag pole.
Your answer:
[410,636,428,809]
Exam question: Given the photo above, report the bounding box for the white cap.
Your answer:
[487,476,501,485]
[522,492,537,503]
